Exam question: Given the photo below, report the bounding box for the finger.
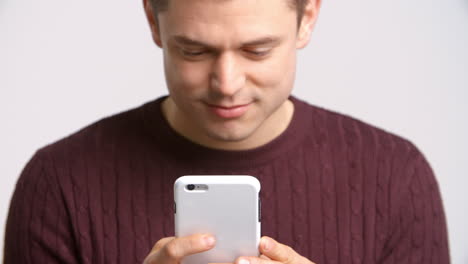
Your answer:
[259,254,271,260]
[259,236,298,264]
[144,237,176,264]
[145,234,215,264]
[160,233,216,261]
[152,236,175,251]
[235,256,281,264]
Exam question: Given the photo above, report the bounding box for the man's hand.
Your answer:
[234,236,316,264]
[143,234,216,264]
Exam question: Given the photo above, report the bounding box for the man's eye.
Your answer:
[245,49,270,58]
[181,50,206,57]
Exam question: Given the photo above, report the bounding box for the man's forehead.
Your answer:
[157,0,297,47]
[159,0,296,29]
[164,0,292,16]
[166,0,288,6]
[163,23,289,49]
[171,34,283,49]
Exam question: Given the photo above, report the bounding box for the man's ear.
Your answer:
[143,0,163,47]
[296,0,321,49]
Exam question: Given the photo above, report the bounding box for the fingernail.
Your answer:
[238,258,250,264]
[204,236,215,247]
[262,237,270,251]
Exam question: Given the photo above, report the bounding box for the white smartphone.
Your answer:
[174,175,261,264]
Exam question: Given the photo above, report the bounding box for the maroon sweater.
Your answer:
[4,96,450,264]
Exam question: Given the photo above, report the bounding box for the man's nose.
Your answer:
[210,52,245,96]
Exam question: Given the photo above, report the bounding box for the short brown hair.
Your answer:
[149,0,308,28]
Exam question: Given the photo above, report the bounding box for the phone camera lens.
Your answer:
[187,184,195,191]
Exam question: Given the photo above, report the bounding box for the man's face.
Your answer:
[148,0,315,149]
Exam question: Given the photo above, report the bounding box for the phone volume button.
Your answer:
[174,202,176,214]
[258,196,261,222]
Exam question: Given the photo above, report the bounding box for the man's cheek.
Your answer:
[249,65,290,89]
[254,55,295,85]
[172,64,209,91]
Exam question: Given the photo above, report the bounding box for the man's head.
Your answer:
[150,0,310,29]
[143,0,320,150]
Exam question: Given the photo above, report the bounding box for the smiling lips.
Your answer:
[207,103,251,119]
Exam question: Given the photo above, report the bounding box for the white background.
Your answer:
[1,0,467,262]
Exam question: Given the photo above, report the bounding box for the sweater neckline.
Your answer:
[142,95,312,169]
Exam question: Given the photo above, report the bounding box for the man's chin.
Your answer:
[206,131,252,143]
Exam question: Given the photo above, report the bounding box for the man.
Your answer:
[4,0,450,263]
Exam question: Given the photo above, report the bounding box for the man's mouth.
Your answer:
[206,102,251,119]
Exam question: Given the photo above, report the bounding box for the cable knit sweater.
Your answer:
[4,96,450,264]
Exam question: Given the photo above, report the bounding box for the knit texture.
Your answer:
[4,96,450,264]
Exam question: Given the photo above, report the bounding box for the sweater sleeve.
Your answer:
[4,150,80,263]
[379,146,450,264]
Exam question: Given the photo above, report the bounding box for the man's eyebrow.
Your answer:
[172,35,282,48]
[242,37,282,46]
[173,36,211,47]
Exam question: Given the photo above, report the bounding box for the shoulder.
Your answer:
[293,96,420,160]
[292,96,432,200]
[19,98,164,195]
[38,99,158,160]
[293,97,444,230]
